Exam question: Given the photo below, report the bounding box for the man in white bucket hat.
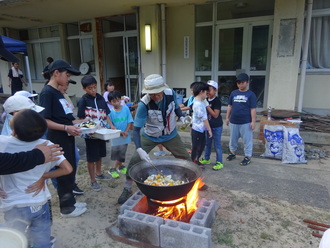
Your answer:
[117,74,190,204]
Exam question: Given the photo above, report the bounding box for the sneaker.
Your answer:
[95,173,111,180]
[153,151,166,156]
[212,162,224,170]
[117,165,127,175]
[117,188,133,204]
[240,157,251,166]
[73,183,84,195]
[74,202,87,208]
[91,181,101,192]
[199,158,211,165]
[226,153,236,161]
[108,168,120,178]
[61,207,87,218]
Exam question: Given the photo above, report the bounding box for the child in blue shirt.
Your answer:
[107,91,133,178]
[225,73,257,166]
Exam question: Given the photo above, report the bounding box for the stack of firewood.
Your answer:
[300,114,330,133]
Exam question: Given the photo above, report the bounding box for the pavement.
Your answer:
[74,125,330,211]
[1,108,329,210]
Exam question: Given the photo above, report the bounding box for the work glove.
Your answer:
[180,116,191,124]
[180,116,186,125]
[137,148,151,163]
[203,99,209,107]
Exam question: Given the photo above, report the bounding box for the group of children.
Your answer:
[0,61,256,247]
[186,73,257,170]
[0,60,134,247]
[76,75,134,192]
[188,80,223,170]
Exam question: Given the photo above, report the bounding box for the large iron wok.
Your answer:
[128,158,202,201]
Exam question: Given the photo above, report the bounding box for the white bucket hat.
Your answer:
[3,95,44,114]
[142,74,169,94]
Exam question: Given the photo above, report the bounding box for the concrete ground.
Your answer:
[75,127,330,211]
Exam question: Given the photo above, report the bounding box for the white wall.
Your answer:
[267,0,305,110]
[0,60,11,94]
[139,5,162,79]
[166,5,195,93]
[303,74,330,115]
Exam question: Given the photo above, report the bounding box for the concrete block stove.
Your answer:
[106,191,219,248]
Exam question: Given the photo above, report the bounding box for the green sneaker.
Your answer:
[108,168,120,178]
[212,162,224,170]
[199,158,211,165]
[118,165,127,175]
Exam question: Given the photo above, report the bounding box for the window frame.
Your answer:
[66,21,95,74]
[306,8,330,74]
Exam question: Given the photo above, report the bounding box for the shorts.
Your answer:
[85,139,106,162]
[111,144,128,162]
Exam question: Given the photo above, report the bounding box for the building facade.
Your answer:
[0,0,328,114]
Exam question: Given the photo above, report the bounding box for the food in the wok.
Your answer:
[143,174,185,186]
[79,120,97,128]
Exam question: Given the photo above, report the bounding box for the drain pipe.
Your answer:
[298,0,313,112]
[160,3,166,81]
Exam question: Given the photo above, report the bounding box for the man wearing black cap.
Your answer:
[225,73,257,166]
[39,59,87,217]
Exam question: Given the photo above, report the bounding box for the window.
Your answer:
[102,14,137,33]
[66,22,95,73]
[195,26,212,72]
[307,0,330,70]
[26,26,61,80]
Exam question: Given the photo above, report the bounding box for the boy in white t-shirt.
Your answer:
[191,82,212,166]
[0,109,73,248]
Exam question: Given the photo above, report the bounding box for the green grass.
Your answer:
[217,229,234,245]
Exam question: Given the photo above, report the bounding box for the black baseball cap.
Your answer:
[236,73,249,82]
[49,59,81,76]
[0,36,20,63]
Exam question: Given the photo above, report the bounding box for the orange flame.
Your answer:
[154,178,203,221]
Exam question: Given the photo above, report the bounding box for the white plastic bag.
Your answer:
[261,125,284,160]
[282,127,307,164]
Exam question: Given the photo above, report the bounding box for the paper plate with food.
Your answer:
[75,120,98,134]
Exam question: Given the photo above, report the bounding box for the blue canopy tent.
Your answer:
[0,35,33,93]
[0,35,27,55]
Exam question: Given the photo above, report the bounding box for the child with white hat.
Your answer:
[1,95,44,136]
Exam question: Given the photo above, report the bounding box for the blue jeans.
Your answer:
[204,126,223,163]
[229,122,253,157]
[4,202,51,248]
